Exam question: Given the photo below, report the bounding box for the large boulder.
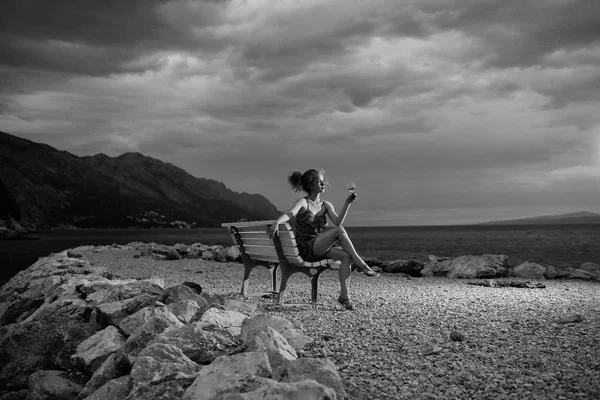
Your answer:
[94,294,158,328]
[196,351,272,379]
[0,315,95,393]
[200,307,247,336]
[81,279,163,305]
[0,257,108,325]
[579,262,600,274]
[182,353,272,400]
[241,379,337,400]
[512,262,546,280]
[422,254,509,279]
[420,256,454,277]
[160,283,205,305]
[184,374,337,400]
[77,352,129,399]
[119,305,174,337]
[27,370,83,400]
[82,376,132,400]
[71,325,126,372]
[544,265,560,279]
[140,243,181,260]
[223,299,258,315]
[1,252,108,291]
[130,343,198,386]
[122,311,185,362]
[125,373,196,400]
[241,314,308,352]
[167,299,203,324]
[151,321,240,365]
[182,375,272,400]
[381,259,424,276]
[274,357,346,400]
[560,267,599,280]
[245,326,298,371]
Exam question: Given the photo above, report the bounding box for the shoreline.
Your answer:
[2,223,599,287]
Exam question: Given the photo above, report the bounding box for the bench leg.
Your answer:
[271,264,279,294]
[311,269,326,307]
[240,263,253,296]
[276,265,295,305]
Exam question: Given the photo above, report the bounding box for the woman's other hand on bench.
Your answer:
[268,224,279,240]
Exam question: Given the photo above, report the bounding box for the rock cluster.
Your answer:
[363,255,600,281]
[131,241,241,263]
[134,242,600,281]
[0,247,344,400]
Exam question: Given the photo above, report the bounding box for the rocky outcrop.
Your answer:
[131,241,242,263]
[127,241,599,282]
[421,254,510,279]
[512,262,547,280]
[380,259,424,276]
[0,246,344,399]
[376,253,600,281]
[512,262,600,281]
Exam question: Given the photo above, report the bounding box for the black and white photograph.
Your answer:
[1,1,599,399]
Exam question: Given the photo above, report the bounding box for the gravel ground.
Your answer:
[87,248,600,400]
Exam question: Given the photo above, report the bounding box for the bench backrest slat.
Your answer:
[237,230,295,242]
[244,244,299,258]
[241,237,296,247]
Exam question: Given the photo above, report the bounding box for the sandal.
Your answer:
[337,297,354,310]
[354,263,380,277]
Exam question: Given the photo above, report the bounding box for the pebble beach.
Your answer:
[89,247,600,400]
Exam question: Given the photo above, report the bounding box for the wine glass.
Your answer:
[347,182,356,194]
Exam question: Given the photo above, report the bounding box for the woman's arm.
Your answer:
[268,198,305,238]
[325,193,356,226]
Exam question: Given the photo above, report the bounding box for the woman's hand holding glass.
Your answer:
[346,182,358,203]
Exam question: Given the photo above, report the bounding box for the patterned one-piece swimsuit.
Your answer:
[294,199,328,262]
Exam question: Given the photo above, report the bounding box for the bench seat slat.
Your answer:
[301,259,341,268]
[236,231,271,238]
[244,253,281,263]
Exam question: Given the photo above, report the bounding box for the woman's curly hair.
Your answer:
[288,169,326,194]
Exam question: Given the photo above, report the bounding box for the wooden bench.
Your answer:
[221,220,340,306]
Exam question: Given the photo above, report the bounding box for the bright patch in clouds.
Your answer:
[1,0,600,225]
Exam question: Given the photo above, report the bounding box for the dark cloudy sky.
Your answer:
[2,0,600,226]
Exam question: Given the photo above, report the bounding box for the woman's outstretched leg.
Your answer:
[313,226,371,270]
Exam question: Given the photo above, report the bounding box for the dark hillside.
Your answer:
[0,131,279,229]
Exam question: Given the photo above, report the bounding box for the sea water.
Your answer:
[1,225,598,286]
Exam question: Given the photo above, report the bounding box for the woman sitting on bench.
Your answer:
[268,168,379,310]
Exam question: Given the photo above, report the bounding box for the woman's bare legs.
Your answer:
[313,226,369,269]
[323,247,352,300]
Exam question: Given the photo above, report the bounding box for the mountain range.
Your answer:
[0,131,280,230]
[477,211,600,225]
